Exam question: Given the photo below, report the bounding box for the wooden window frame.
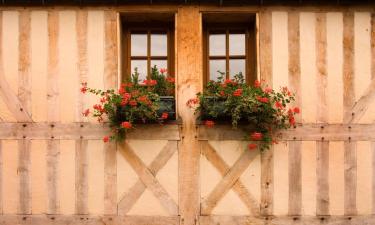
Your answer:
[122,22,175,81]
[203,22,256,84]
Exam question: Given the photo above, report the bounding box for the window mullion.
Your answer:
[147,31,151,79]
[226,30,229,79]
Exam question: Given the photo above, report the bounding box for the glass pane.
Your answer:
[229,34,245,55]
[209,34,225,56]
[209,60,226,81]
[229,59,246,79]
[151,34,167,56]
[131,60,147,81]
[131,34,147,56]
[151,60,167,73]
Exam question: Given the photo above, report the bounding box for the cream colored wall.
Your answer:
[0,8,374,218]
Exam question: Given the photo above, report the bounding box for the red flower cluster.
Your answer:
[121,121,132,129]
[204,120,215,128]
[143,79,157,86]
[80,82,88,93]
[161,112,169,120]
[233,89,243,97]
[250,132,263,141]
[256,96,269,103]
[264,87,272,94]
[254,80,261,88]
[275,101,283,109]
[166,77,175,83]
[287,107,300,126]
[248,143,257,150]
[82,109,90,117]
[103,136,110,142]
[186,98,199,108]
[160,68,167,74]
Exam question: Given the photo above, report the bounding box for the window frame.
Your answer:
[203,22,256,84]
[122,22,175,82]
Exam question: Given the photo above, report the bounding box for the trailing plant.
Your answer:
[187,72,300,151]
[80,68,175,142]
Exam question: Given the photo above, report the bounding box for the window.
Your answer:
[203,15,257,84]
[121,16,174,82]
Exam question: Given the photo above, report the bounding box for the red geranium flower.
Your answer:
[121,121,132,129]
[82,109,90,117]
[289,116,296,126]
[204,120,215,128]
[264,87,273,94]
[119,87,126,95]
[186,98,199,108]
[219,90,225,96]
[250,132,263,141]
[275,101,283,109]
[80,86,87,94]
[100,97,107,103]
[254,80,261,88]
[293,107,300,114]
[166,77,175,83]
[129,100,137,107]
[233,88,243,97]
[161,112,169,120]
[248,143,257,150]
[160,68,167,74]
[103,136,109,143]
[256,96,269,103]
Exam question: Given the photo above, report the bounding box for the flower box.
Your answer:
[158,96,176,120]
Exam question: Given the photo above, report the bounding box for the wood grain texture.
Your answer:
[287,11,302,216]
[201,147,258,215]
[201,141,259,216]
[372,14,375,80]
[118,141,177,215]
[46,139,59,214]
[315,12,330,216]
[18,10,32,215]
[343,12,357,216]
[119,142,178,215]
[372,141,375,214]
[176,6,202,225]
[75,140,88,214]
[0,141,3,214]
[316,141,329,215]
[347,78,375,124]
[103,11,118,215]
[259,10,274,216]
[76,10,88,122]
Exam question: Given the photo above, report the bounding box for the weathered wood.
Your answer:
[46,139,59,214]
[199,215,375,225]
[0,123,180,140]
[103,11,118,215]
[201,147,258,215]
[343,12,357,216]
[176,6,202,225]
[46,11,60,215]
[18,139,31,214]
[259,10,274,217]
[0,141,3,214]
[0,215,180,225]
[287,11,302,216]
[118,141,177,215]
[18,10,32,215]
[288,141,301,216]
[316,141,329,215]
[201,141,259,216]
[372,13,375,80]
[372,141,375,214]
[120,142,178,215]
[75,140,88,214]
[315,12,330,216]
[76,10,88,122]
[347,78,375,124]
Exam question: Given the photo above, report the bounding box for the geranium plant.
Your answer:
[187,72,299,151]
[81,68,175,142]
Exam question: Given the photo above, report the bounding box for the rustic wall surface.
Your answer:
[0,5,374,225]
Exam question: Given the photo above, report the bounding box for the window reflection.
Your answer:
[131,34,147,56]
[151,34,167,56]
[229,34,245,55]
[209,34,225,56]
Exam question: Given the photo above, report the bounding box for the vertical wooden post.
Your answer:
[371,13,375,215]
[46,10,60,214]
[176,6,202,225]
[0,12,3,216]
[287,11,302,216]
[315,12,330,216]
[18,9,32,215]
[259,10,274,216]
[104,10,118,215]
[75,10,89,215]
[343,11,357,216]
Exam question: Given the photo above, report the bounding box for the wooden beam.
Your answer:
[372,141,375,214]
[75,139,88,214]
[201,147,258,215]
[176,6,202,225]
[46,139,59,214]
[343,12,357,216]
[0,123,180,140]
[0,215,180,225]
[315,12,329,216]
[118,141,177,215]
[0,141,2,214]
[287,11,301,216]
[120,142,178,215]
[18,139,31,214]
[259,10,273,217]
[201,141,259,216]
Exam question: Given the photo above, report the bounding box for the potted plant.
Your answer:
[80,67,175,142]
[187,72,300,151]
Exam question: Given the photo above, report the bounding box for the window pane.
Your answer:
[151,60,167,72]
[131,60,147,81]
[209,60,226,81]
[229,34,245,55]
[209,34,225,56]
[229,59,245,79]
[151,34,167,56]
[131,34,147,56]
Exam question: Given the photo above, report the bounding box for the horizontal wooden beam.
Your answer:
[198,123,375,141]
[0,123,180,140]
[0,215,179,225]
[200,215,375,225]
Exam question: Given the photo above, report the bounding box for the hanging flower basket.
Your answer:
[81,67,175,142]
[187,72,300,151]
